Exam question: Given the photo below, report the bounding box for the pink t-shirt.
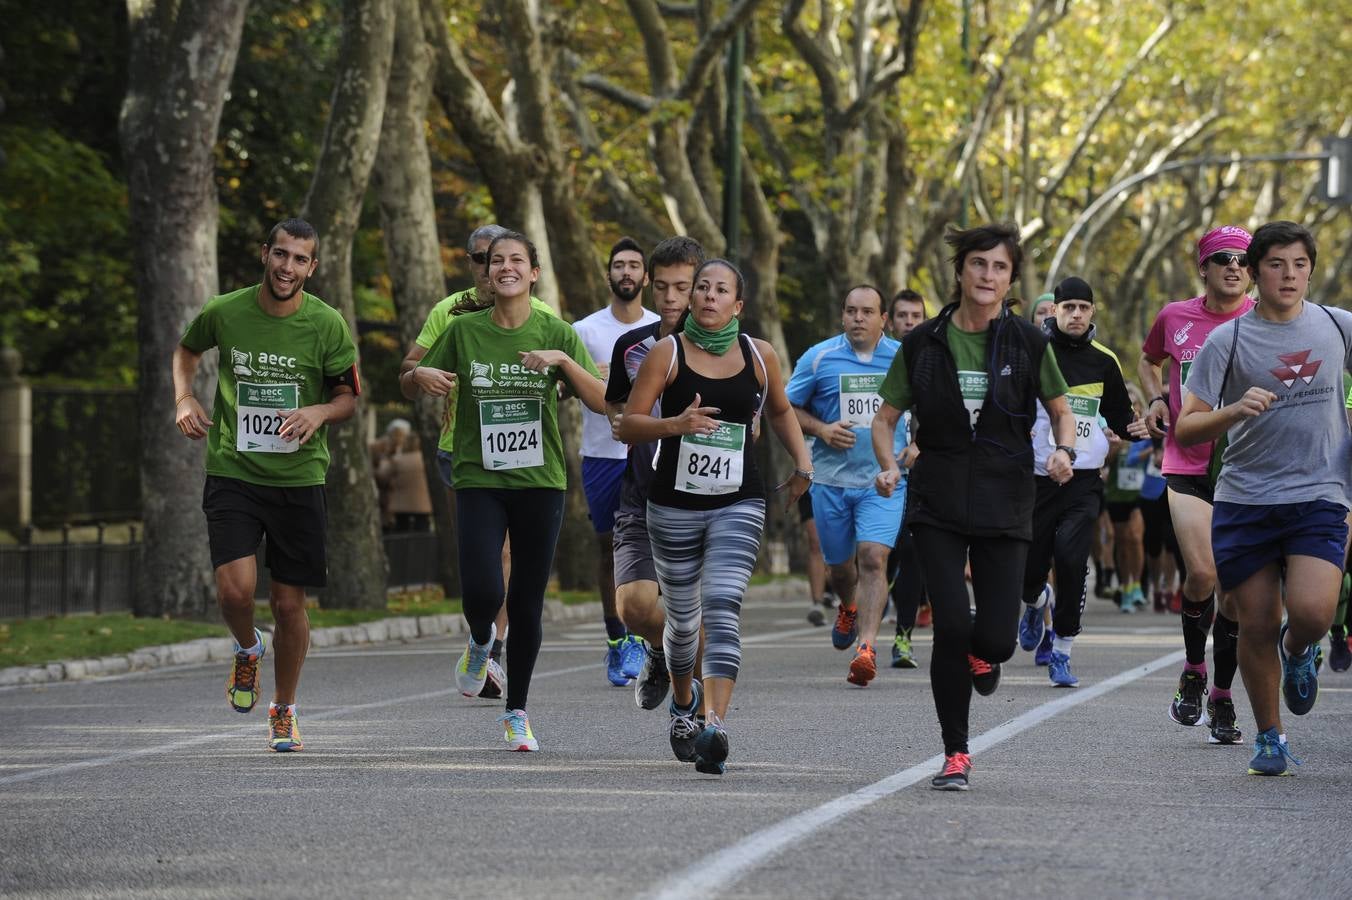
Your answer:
[1141,295,1255,474]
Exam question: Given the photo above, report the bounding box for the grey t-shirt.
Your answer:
[1187,302,1352,508]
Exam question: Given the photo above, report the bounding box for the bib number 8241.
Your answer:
[686,452,731,480]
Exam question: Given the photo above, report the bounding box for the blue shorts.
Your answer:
[810,482,905,566]
[436,449,454,489]
[1212,499,1349,591]
[582,456,627,533]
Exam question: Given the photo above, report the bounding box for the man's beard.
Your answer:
[609,275,642,302]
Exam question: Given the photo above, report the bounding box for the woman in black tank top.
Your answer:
[618,259,813,775]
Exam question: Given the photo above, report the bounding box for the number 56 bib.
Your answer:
[480,398,544,470]
[236,382,299,454]
[677,422,745,495]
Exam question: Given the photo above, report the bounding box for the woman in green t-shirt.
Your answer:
[412,231,606,752]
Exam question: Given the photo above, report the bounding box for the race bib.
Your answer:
[480,398,544,470]
[676,422,745,495]
[958,370,987,430]
[236,382,299,454]
[839,373,883,428]
[1049,395,1102,453]
[1115,466,1145,492]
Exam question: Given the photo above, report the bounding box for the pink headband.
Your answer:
[1197,226,1252,266]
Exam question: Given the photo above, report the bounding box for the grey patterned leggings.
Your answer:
[647,498,766,681]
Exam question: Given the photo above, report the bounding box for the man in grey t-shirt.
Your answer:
[1177,221,1352,777]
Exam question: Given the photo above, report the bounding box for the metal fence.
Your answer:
[0,530,444,620]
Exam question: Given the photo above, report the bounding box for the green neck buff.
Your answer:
[683,316,740,355]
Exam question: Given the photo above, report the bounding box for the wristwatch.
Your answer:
[795,468,815,482]
[1054,444,1078,464]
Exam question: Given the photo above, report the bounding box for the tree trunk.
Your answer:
[300,0,396,609]
[120,0,250,619]
[372,0,458,597]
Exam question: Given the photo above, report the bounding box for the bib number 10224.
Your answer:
[479,398,545,470]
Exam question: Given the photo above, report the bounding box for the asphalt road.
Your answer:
[3,581,1351,899]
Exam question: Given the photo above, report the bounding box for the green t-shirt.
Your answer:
[414,289,557,455]
[180,285,358,487]
[418,305,598,490]
[879,323,1068,429]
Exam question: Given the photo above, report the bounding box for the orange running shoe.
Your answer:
[931,751,972,790]
[227,627,266,713]
[268,703,303,752]
[831,605,858,650]
[915,604,933,628]
[847,642,877,686]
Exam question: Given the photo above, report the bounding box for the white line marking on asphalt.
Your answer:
[640,647,1188,900]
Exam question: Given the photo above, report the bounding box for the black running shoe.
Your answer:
[634,646,671,710]
[1168,670,1207,726]
[807,606,826,627]
[693,717,729,775]
[968,654,1000,696]
[1207,696,1242,744]
[1330,637,1351,672]
[668,680,703,762]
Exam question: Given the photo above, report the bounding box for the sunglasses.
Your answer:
[470,250,488,265]
[1206,251,1247,268]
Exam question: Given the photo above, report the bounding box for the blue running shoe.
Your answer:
[1247,726,1300,776]
[831,605,858,650]
[1279,623,1318,716]
[1034,628,1055,666]
[619,634,647,680]
[1048,650,1079,687]
[1018,602,1045,652]
[606,638,632,687]
[694,715,729,775]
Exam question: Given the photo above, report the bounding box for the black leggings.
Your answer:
[912,524,1029,755]
[887,523,925,632]
[1020,473,1099,638]
[456,487,565,711]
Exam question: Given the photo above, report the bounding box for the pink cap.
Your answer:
[1197,226,1252,266]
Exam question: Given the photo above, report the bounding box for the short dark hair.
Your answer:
[608,236,647,271]
[944,223,1022,301]
[694,258,744,301]
[890,289,925,318]
[648,236,704,274]
[265,218,319,258]
[487,231,541,269]
[842,284,886,315]
[1247,220,1317,271]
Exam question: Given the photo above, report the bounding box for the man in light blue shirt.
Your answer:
[786,285,907,687]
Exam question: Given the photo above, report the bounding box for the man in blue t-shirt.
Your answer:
[786,285,908,687]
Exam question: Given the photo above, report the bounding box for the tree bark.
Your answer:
[120,0,250,619]
[300,0,396,609]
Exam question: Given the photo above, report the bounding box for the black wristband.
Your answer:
[1149,395,1165,407]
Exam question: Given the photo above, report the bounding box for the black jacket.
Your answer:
[1042,320,1135,441]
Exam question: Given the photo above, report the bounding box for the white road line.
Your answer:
[640,647,1188,900]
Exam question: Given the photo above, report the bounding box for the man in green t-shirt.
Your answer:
[173,218,360,753]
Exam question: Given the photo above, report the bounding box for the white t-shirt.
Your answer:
[574,304,660,459]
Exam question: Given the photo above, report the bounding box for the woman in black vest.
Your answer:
[618,258,813,775]
[870,224,1076,791]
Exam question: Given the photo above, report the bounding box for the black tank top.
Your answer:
[649,333,765,510]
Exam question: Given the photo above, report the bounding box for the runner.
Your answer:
[1032,293,1056,326]
[1131,225,1254,744]
[1175,220,1352,775]
[872,224,1075,790]
[603,235,703,709]
[1015,276,1135,688]
[617,258,813,775]
[574,237,660,686]
[1104,435,1151,612]
[786,285,906,686]
[173,217,360,752]
[411,230,607,752]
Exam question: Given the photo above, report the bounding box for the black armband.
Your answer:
[325,364,362,396]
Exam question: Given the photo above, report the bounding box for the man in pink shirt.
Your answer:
[1133,225,1254,745]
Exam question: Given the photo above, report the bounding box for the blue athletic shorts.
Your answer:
[810,482,905,566]
[582,456,627,533]
[1212,499,1349,591]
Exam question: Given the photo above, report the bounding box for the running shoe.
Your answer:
[1313,642,1324,674]
[634,646,671,710]
[1279,623,1318,716]
[807,605,826,627]
[915,604,932,628]
[455,623,496,697]
[1207,696,1242,745]
[693,715,729,775]
[1168,669,1207,726]
[478,658,506,700]
[1329,635,1352,673]
[891,633,917,669]
[1047,650,1078,688]
[605,637,633,687]
[668,680,703,762]
[1117,589,1133,614]
[1018,602,1045,652]
[499,708,539,751]
[931,751,972,791]
[1034,628,1055,667]
[1132,585,1148,609]
[847,642,877,686]
[267,703,303,752]
[619,634,648,681]
[1153,587,1168,613]
[1247,727,1300,776]
[968,654,1000,696]
[831,605,859,650]
[1167,588,1183,615]
[822,589,837,609]
[227,627,267,713]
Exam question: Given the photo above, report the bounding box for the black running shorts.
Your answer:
[1165,473,1214,505]
[202,475,328,587]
